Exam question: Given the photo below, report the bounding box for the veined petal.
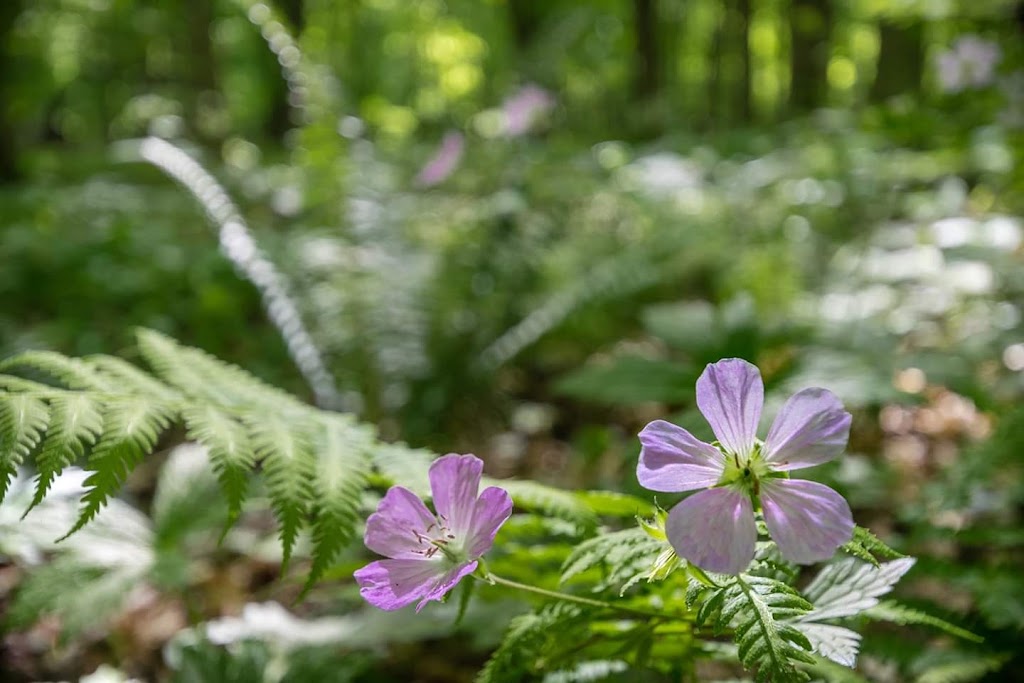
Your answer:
[696,359,763,459]
[637,420,726,492]
[415,561,478,612]
[665,486,757,575]
[354,558,446,611]
[465,487,513,559]
[364,486,438,559]
[763,388,852,471]
[430,453,483,538]
[760,479,854,565]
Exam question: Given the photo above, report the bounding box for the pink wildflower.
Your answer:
[355,454,512,611]
[637,358,854,574]
[415,131,465,187]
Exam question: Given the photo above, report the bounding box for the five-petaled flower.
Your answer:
[355,453,513,611]
[637,358,854,574]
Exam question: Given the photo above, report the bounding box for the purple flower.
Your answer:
[936,35,1001,93]
[637,358,854,574]
[354,454,513,611]
[502,84,555,137]
[415,131,465,187]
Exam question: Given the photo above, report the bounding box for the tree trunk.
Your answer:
[633,0,660,100]
[870,20,924,102]
[789,0,832,111]
[0,0,23,182]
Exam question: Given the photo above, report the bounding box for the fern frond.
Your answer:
[62,397,173,539]
[370,443,433,496]
[246,415,316,569]
[476,603,587,683]
[138,328,307,413]
[181,404,255,525]
[0,351,109,391]
[302,416,373,595]
[0,394,50,498]
[863,601,983,642]
[27,393,104,514]
[916,652,1008,683]
[89,355,183,402]
[841,525,904,566]
[560,527,663,591]
[497,480,596,527]
[800,557,916,620]
[694,575,814,682]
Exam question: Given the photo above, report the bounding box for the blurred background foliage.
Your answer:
[1,0,1024,680]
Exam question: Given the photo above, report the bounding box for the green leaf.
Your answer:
[302,416,372,595]
[181,404,255,526]
[560,527,662,589]
[0,393,50,499]
[554,356,695,406]
[0,351,110,391]
[27,393,103,514]
[863,601,983,643]
[246,415,316,570]
[62,397,172,539]
[476,604,587,683]
[498,479,595,527]
[575,490,656,518]
[841,525,904,566]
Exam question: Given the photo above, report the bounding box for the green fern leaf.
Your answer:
[246,415,316,569]
[138,328,304,413]
[694,575,814,682]
[863,601,982,642]
[181,404,255,525]
[0,351,109,391]
[27,393,104,514]
[560,527,663,592]
[497,479,595,527]
[476,603,586,683]
[370,443,432,495]
[302,416,373,595]
[0,393,50,499]
[841,526,904,566]
[89,355,182,401]
[62,397,172,539]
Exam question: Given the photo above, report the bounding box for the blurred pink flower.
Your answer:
[415,131,465,187]
[354,454,512,611]
[936,35,1001,93]
[637,358,854,574]
[502,84,555,137]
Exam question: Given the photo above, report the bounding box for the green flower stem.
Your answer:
[480,572,680,622]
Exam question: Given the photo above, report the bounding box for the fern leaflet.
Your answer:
[0,394,50,498]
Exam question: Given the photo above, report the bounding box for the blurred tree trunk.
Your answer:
[184,0,217,135]
[0,0,22,182]
[734,0,752,122]
[870,20,924,102]
[789,0,832,111]
[633,0,660,99]
[508,0,544,49]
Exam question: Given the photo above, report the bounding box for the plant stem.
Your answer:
[481,572,678,621]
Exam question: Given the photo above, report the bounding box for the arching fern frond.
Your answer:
[27,392,103,515]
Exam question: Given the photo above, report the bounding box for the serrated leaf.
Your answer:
[792,623,861,667]
[841,526,904,565]
[0,394,50,499]
[26,393,103,515]
[801,557,916,620]
[863,601,982,642]
[182,404,255,525]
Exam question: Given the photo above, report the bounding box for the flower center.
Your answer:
[715,440,774,497]
[409,515,467,564]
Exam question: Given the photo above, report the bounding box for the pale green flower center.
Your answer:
[715,439,780,497]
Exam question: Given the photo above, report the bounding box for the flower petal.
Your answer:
[763,388,852,471]
[665,486,757,575]
[354,558,446,611]
[415,561,478,612]
[760,479,854,565]
[696,359,763,458]
[465,487,513,559]
[637,420,726,492]
[429,453,483,538]
[364,486,438,559]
